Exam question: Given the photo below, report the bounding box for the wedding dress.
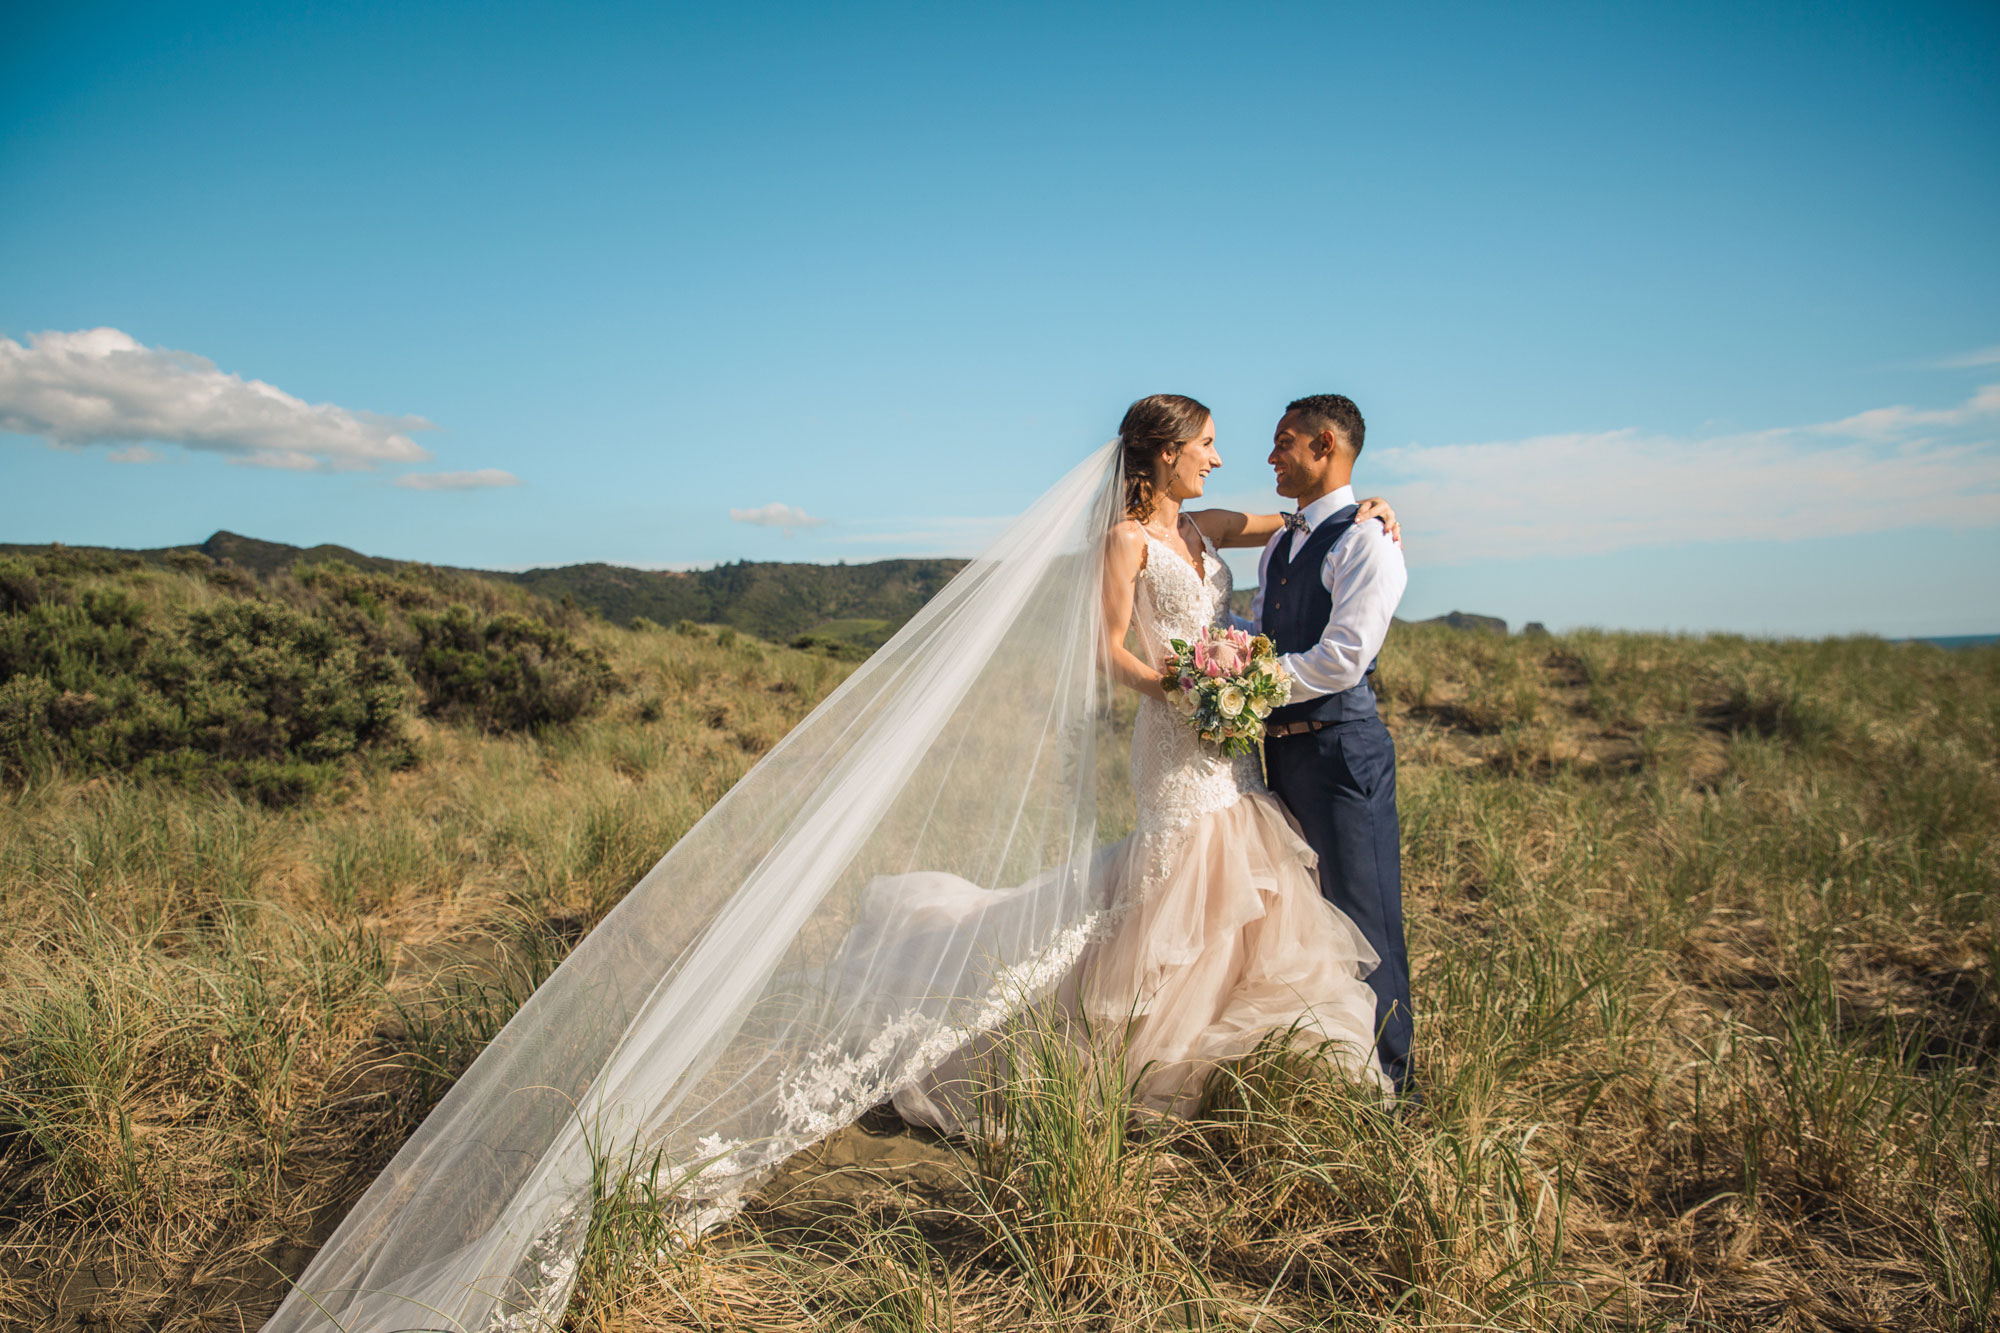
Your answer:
[1083,527,1387,1110]
[262,445,1376,1333]
[890,526,1387,1129]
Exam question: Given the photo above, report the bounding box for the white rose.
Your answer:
[1218,685,1246,717]
[1174,688,1199,715]
[1251,697,1272,718]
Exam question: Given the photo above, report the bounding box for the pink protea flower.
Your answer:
[1205,634,1245,675]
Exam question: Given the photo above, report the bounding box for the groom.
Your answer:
[1253,394,1413,1094]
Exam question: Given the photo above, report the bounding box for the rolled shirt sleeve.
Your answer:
[1276,520,1408,701]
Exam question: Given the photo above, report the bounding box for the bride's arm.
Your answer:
[1101,523,1170,702]
[1191,498,1402,547]
[1192,509,1285,549]
[1358,498,1401,543]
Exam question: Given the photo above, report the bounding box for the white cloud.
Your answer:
[395,468,522,491]
[0,327,434,470]
[729,501,827,534]
[1376,383,2000,566]
[1937,344,2000,369]
[1815,383,2000,440]
[106,445,161,464]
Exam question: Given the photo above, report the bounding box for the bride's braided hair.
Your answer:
[1119,393,1211,522]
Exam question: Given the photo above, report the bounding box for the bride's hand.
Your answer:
[1357,496,1401,545]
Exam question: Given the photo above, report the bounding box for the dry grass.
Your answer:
[2,621,1995,1331]
[0,617,851,1326]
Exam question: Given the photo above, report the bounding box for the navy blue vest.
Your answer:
[1263,505,1379,725]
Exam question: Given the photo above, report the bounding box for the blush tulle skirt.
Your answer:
[893,791,1389,1131]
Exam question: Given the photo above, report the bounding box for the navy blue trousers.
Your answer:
[1264,718,1412,1090]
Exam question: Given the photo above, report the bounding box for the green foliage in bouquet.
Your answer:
[1159,628,1291,757]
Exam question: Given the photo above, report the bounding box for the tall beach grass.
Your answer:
[0,610,1993,1330]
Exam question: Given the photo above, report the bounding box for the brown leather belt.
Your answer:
[1265,718,1338,738]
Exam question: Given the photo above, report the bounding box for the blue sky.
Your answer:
[3,0,1996,635]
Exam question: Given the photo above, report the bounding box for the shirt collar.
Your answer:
[1295,485,1357,533]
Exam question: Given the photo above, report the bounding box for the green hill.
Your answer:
[509,555,963,647]
[0,532,969,651]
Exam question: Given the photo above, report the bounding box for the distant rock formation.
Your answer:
[1522,621,1549,637]
[1403,610,1508,635]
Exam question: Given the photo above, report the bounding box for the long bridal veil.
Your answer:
[266,442,1127,1331]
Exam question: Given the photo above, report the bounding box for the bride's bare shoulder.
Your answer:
[1106,519,1149,569]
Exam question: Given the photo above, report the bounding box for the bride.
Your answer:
[263,397,1402,1332]
[1088,393,1393,1107]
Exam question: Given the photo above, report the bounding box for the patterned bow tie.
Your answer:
[1281,511,1311,535]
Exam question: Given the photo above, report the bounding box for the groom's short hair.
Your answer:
[1287,394,1366,454]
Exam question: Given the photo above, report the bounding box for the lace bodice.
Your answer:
[1130,527,1267,852]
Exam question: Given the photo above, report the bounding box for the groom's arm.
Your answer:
[1276,522,1407,701]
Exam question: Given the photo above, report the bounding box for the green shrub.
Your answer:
[410,604,617,732]
[0,565,414,803]
[788,632,869,662]
[0,549,629,801]
[175,599,411,760]
[0,557,73,614]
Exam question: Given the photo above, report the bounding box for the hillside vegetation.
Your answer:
[0,532,968,652]
[0,561,1993,1329]
[0,547,616,804]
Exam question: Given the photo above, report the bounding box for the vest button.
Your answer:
[1279,578,1287,585]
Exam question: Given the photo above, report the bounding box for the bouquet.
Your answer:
[1159,626,1292,756]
